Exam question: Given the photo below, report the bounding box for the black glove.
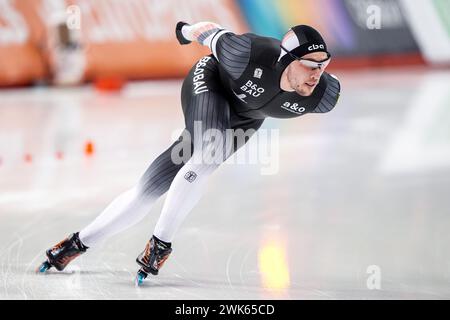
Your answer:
[175,21,191,45]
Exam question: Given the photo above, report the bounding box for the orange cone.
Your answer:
[94,77,125,92]
[85,141,95,156]
[24,154,33,163]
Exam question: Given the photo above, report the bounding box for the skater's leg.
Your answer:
[134,56,264,278]
[152,152,223,243]
[135,88,234,277]
[152,123,263,243]
[153,90,260,242]
[79,134,192,247]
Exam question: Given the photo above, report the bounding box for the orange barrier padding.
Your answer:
[0,45,47,86]
[0,0,48,86]
[0,0,249,86]
[78,0,249,80]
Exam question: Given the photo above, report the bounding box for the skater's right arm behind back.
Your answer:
[176,21,252,80]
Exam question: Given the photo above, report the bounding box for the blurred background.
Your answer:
[0,0,449,299]
[1,0,449,86]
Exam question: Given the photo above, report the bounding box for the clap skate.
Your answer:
[135,235,172,286]
[37,232,88,273]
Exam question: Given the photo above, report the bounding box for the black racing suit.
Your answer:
[138,31,341,198]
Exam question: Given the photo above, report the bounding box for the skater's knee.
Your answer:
[191,135,232,167]
[136,177,171,200]
[122,186,143,201]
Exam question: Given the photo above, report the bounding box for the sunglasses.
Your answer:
[281,45,331,70]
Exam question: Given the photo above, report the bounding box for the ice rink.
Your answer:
[1,68,449,299]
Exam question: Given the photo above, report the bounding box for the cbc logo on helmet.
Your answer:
[308,44,325,51]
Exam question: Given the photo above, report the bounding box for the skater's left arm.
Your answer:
[176,21,251,80]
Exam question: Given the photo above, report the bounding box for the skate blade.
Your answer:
[36,261,52,273]
[135,270,148,287]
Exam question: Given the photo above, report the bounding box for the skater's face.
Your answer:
[286,52,329,96]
